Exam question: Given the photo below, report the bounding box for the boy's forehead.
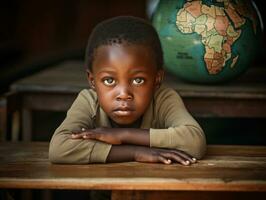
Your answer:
[92,43,157,72]
[95,43,151,55]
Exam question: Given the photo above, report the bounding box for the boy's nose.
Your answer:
[116,85,133,101]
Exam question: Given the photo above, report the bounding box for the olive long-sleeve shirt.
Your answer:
[49,85,206,163]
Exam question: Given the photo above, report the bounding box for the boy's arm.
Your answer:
[72,87,206,159]
[72,128,197,164]
[71,128,150,146]
[49,129,111,164]
[149,87,206,159]
[49,90,112,164]
[72,125,205,160]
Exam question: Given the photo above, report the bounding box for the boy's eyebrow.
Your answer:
[129,68,150,74]
[96,69,116,74]
[96,68,150,74]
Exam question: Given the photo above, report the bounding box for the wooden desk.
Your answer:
[7,60,266,141]
[0,142,266,200]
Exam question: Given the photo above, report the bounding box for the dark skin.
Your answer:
[72,43,196,165]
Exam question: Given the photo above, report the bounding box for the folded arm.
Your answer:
[71,88,206,160]
[49,87,206,165]
[71,127,150,146]
[70,127,197,165]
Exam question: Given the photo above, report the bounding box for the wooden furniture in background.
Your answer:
[0,142,265,200]
[7,60,266,141]
[0,92,20,141]
[0,97,7,141]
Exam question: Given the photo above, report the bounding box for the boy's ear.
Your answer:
[86,70,95,90]
[155,69,164,89]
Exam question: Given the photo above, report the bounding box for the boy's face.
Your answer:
[88,43,164,126]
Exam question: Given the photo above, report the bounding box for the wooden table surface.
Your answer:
[0,142,266,192]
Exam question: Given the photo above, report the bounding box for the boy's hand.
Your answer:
[134,146,197,166]
[71,128,123,145]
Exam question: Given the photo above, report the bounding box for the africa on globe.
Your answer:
[152,0,263,83]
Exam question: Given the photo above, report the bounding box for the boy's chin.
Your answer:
[114,119,135,126]
[111,117,140,128]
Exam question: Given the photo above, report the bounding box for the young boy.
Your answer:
[49,16,206,165]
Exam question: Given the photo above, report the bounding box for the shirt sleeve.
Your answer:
[49,90,112,164]
[149,87,206,159]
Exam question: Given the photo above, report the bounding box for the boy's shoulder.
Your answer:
[74,89,99,112]
[154,84,181,101]
[79,88,97,101]
[153,84,185,111]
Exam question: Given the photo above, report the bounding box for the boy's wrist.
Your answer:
[133,146,144,162]
[120,129,131,144]
[124,129,150,146]
[106,145,137,162]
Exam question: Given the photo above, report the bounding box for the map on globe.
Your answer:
[175,0,258,74]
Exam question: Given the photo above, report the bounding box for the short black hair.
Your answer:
[85,16,163,71]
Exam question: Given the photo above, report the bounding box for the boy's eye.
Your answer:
[132,78,144,85]
[103,78,115,86]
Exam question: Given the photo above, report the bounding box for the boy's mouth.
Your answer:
[113,107,135,116]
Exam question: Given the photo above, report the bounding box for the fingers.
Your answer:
[71,133,85,139]
[157,154,191,166]
[71,132,97,139]
[71,128,86,139]
[158,156,172,165]
[71,128,98,140]
[172,150,197,164]
[82,133,97,139]
[163,153,190,165]
[160,150,197,166]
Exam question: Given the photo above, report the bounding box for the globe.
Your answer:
[152,0,263,83]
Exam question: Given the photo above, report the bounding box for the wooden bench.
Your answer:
[0,142,265,199]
